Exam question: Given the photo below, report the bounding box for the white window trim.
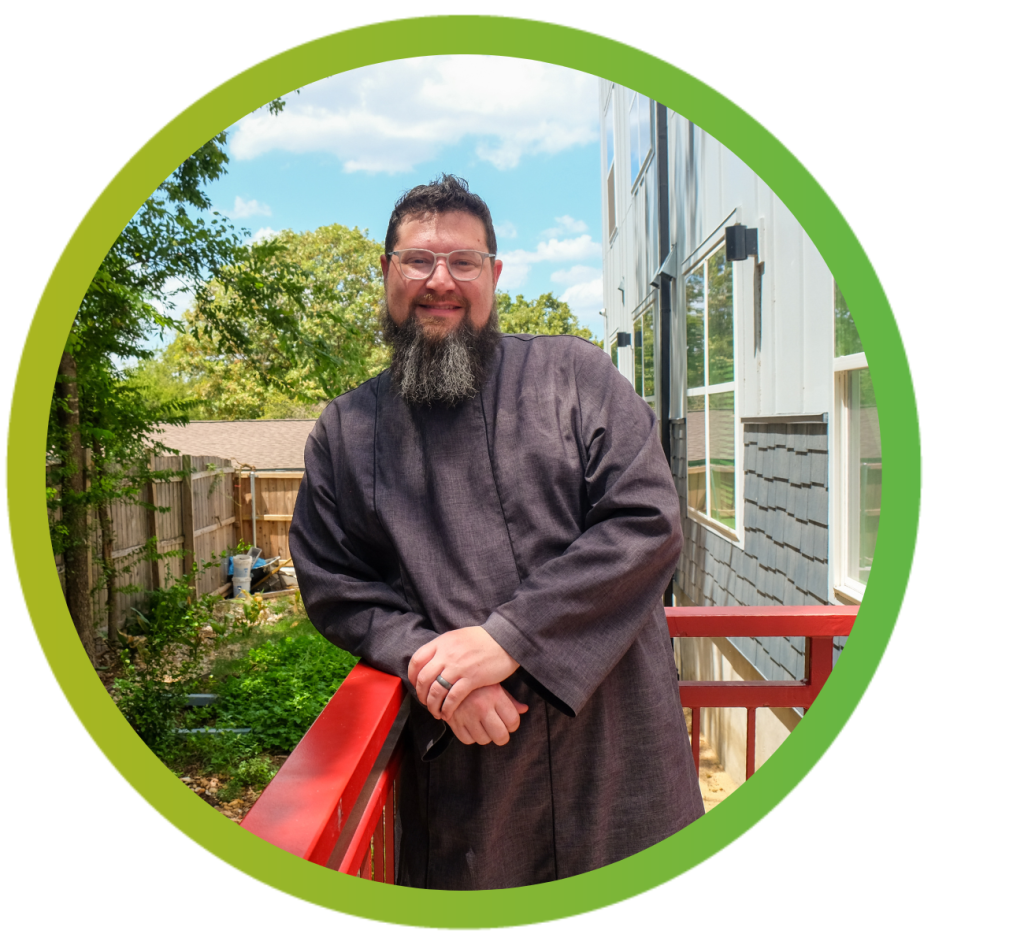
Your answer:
[682,239,744,546]
[831,369,867,603]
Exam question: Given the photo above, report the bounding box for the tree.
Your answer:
[497,291,595,341]
[50,107,298,663]
[164,225,386,419]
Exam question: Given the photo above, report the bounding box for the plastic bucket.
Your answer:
[231,555,253,597]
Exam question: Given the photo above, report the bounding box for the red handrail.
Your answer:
[667,605,858,778]
[241,605,859,879]
[240,662,404,868]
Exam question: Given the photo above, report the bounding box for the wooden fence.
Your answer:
[54,454,239,636]
[234,471,303,563]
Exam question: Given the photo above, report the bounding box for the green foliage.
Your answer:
[202,625,358,754]
[112,561,227,751]
[161,224,386,419]
[497,291,595,341]
[834,281,864,357]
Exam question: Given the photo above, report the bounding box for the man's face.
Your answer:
[381,211,502,338]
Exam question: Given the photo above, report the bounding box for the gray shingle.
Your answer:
[808,486,828,526]
[808,559,828,598]
[786,484,799,517]
[798,451,812,487]
[793,553,809,592]
[744,443,757,470]
[794,429,807,453]
[784,512,802,549]
[795,486,809,522]
[782,578,798,605]
[810,450,827,486]
[775,447,791,482]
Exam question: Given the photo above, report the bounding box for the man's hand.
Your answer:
[447,684,529,746]
[408,625,519,720]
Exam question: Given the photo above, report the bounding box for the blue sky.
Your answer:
[201,56,606,335]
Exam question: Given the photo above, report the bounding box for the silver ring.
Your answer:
[435,674,453,691]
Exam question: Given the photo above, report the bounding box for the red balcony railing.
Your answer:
[240,662,406,878]
[241,605,858,879]
[668,605,858,779]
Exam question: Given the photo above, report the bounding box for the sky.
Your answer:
[200,56,606,335]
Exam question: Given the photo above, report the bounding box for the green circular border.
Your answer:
[9,16,919,928]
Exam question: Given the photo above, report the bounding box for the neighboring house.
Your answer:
[157,418,316,563]
[598,81,880,781]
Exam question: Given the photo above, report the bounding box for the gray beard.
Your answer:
[381,299,501,407]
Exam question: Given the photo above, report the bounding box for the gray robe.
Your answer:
[290,334,704,889]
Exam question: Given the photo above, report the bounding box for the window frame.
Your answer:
[682,239,742,544]
[604,97,617,242]
[830,280,876,604]
[628,91,654,191]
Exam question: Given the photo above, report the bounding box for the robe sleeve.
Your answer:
[289,405,452,758]
[481,339,682,717]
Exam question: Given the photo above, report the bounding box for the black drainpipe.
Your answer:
[656,101,672,463]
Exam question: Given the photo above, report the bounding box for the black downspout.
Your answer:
[656,101,672,463]
[655,102,675,607]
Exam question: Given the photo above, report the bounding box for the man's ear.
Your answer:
[493,258,502,287]
[380,254,390,280]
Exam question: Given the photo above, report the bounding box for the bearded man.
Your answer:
[290,174,704,890]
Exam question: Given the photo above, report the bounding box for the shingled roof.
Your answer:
[154,419,316,471]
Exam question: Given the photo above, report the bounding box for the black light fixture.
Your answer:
[616,331,631,348]
[725,224,758,261]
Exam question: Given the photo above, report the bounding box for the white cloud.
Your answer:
[494,221,517,239]
[228,196,272,219]
[499,234,601,290]
[246,226,280,244]
[550,264,601,286]
[542,215,589,238]
[229,56,598,173]
[559,278,604,315]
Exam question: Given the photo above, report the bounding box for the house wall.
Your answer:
[599,80,856,777]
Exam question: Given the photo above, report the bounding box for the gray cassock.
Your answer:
[290,334,704,890]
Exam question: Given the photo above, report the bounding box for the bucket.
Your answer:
[231,555,253,597]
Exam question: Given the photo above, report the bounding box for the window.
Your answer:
[833,281,881,600]
[629,92,653,185]
[605,101,616,239]
[633,298,655,403]
[684,244,737,533]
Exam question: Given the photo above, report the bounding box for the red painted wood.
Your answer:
[384,787,395,885]
[240,662,404,865]
[746,707,757,781]
[338,740,406,877]
[679,679,825,708]
[666,605,857,638]
[690,705,701,774]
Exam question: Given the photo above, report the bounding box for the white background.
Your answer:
[4,2,1019,940]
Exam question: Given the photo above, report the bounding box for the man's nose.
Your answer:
[425,257,457,291]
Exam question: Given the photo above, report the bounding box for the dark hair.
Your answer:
[384,174,497,256]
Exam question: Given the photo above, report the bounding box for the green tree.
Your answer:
[162,225,386,419]
[50,104,299,664]
[497,291,596,341]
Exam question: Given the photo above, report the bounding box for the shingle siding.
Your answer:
[672,420,838,683]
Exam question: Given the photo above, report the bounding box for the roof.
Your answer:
[154,419,316,471]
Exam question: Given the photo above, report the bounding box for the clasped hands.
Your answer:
[408,625,527,747]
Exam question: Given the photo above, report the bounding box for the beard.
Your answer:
[380,295,501,407]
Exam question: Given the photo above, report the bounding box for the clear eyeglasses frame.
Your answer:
[387,248,496,282]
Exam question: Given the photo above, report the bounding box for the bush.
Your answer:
[202,624,358,754]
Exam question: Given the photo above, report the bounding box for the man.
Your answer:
[290,174,704,890]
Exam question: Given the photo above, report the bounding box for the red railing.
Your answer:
[667,605,858,779]
[241,605,858,879]
[240,662,406,878]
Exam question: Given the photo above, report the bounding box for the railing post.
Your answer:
[746,707,757,781]
[690,706,701,775]
[807,635,834,702]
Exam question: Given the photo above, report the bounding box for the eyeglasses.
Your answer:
[387,248,496,282]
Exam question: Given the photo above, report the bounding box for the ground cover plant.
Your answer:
[107,566,356,821]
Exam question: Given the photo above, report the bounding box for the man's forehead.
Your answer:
[393,210,488,247]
